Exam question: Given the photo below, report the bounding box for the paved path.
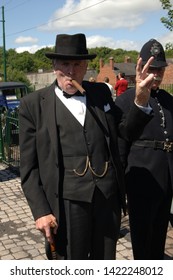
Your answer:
[0,163,173,260]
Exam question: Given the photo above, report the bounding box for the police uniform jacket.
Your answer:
[115,87,173,193]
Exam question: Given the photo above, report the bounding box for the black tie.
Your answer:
[63,91,85,98]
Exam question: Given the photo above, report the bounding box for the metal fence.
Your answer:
[0,109,20,173]
[160,84,173,95]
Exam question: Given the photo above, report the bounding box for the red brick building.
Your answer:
[96,56,173,91]
[97,57,136,89]
[162,59,173,85]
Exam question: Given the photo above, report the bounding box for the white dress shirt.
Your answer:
[55,85,86,126]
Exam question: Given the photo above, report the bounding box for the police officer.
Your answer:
[115,39,173,260]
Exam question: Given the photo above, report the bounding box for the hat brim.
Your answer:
[142,60,168,68]
[45,53,97,60]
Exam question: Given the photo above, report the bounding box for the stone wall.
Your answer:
[27,71,56,90]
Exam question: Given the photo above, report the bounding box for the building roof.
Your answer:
[114,62,136,76]
[84,69,97,81]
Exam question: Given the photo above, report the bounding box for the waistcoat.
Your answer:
[55,96,118,202]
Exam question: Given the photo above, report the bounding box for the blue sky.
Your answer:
[1,0,173,53]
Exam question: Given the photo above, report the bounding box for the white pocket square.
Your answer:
[104,104,111,112]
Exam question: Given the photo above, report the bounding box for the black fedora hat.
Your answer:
[45,33,97,60]
[140,39,167,68]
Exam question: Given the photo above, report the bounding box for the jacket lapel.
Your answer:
[40,82,59,164]
[87,91,110,138]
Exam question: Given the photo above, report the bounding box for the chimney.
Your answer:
[109,57,114,70]
[99,58,104,69]
[124,56,131,63]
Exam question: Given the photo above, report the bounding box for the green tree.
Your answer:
[160,0,173,31]
[34,47,53,71]
[87,47,138,72]
[7,66,32,90]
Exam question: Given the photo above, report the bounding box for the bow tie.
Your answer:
[63,91,85,98]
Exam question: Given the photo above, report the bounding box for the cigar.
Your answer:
[71,79,86,94]
[153,76,162,81]
[146,73,161,81]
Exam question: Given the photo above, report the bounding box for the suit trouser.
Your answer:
[46,187,121,260]
[126,178,172,260]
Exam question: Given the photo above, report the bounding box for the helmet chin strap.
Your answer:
[153,76,162,81]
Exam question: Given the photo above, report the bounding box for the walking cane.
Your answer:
[50,239,59,260]
[50,222,64,260]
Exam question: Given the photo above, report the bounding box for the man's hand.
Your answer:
[35,214,58,244]
[135,57,155,106]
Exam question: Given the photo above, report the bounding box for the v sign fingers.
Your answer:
[135,57,155,106]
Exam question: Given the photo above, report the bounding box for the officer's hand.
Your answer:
[135,57,155,106]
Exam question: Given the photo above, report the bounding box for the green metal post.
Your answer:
[0,114,4,161]
[1,6,7,81]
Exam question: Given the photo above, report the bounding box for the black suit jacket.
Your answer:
[19,81,152,221]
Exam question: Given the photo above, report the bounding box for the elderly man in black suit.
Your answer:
[19,33,155,260]
[115,39,173,260]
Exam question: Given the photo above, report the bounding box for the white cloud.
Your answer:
[14,36,139,53]
[15,45,50,54]
[39,0,161,32]
[87,35,139,51]
[160,32,173,47]
[14,0,171,53]
[15,32,172,54]
[15,36,38,44]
